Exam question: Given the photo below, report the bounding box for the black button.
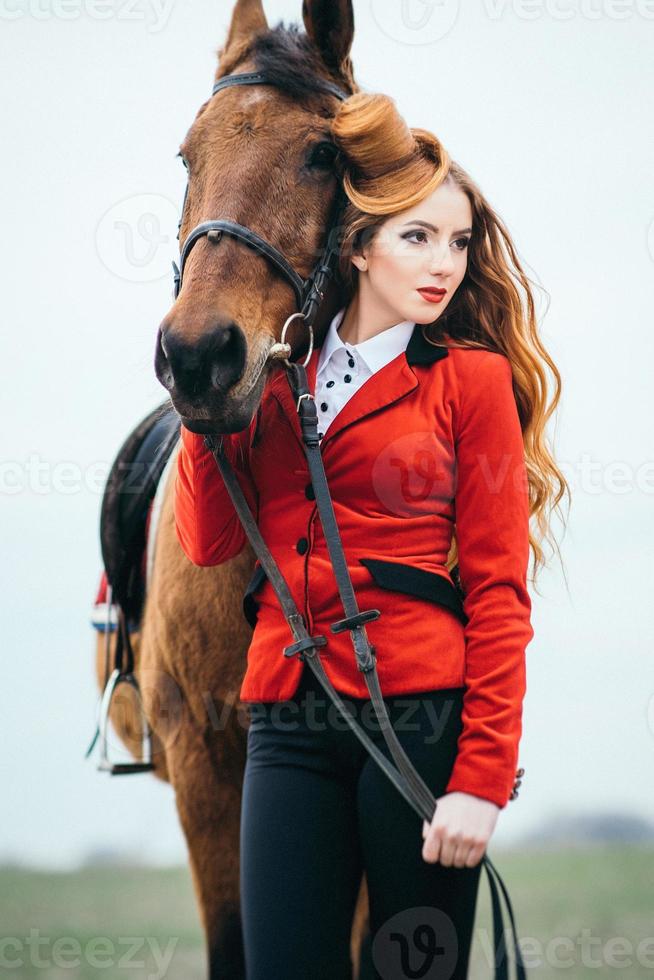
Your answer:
[344,374,351,383]
[318,431,324,439]
[305,483,315,500]
[348,358,355,368]
[320,402,328,411]
[296,537,308,555]
[326,380,335,388]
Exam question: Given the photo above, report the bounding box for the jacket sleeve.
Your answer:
[444,351,534,809]
[174,417,259,567]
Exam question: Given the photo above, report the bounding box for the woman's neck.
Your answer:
[338,294,409,346]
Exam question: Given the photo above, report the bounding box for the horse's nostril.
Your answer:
[211,324,233,357]
[206,324,244,392]
[156,321,247,402]
[154,327,175,391]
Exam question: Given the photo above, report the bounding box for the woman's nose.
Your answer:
[427,244,454,277]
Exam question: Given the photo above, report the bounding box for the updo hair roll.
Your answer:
[330,92,451,214]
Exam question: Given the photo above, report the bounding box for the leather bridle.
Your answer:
[172,70,350,330]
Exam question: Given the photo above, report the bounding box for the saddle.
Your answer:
[99,398,181,628]
[86,399,180,775]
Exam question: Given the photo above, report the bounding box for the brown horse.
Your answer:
[93,2,375,977]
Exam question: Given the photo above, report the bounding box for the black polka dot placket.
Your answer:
[316,347,360,444]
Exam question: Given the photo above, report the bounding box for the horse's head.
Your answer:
[155,0,356,435]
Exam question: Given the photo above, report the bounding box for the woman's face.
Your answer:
[352,178,473,327]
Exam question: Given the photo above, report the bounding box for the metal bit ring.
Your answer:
[279,312,314,368]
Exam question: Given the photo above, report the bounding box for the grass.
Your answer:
[1,844,652,978]
[0,864,204,979]
[468,843,654,979]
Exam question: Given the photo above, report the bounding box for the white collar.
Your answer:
[317,307,415,377]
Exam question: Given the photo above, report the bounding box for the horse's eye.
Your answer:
[309,141,338,168]
[177,151,189,171]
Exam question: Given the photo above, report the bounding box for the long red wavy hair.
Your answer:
[330,92,570,588]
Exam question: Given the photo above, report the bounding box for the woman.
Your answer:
[174,93,568,979]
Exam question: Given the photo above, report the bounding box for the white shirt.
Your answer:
[315,307,415,442]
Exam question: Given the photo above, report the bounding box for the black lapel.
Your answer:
[405,322,450,365]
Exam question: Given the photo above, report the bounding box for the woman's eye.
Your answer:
[403,230,428,244]
[403,230,471,249]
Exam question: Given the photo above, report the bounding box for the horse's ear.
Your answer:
[221,0,268,57]
[302,0,354,75]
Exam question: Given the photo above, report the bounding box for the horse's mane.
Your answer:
[221,21,353,105]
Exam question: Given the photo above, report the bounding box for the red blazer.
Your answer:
[174,325,534,808]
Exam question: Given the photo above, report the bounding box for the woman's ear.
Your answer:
[351,252,368,273]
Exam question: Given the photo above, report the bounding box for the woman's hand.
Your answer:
[421,791,500,867]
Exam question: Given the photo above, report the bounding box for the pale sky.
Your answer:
[1,0,652,868]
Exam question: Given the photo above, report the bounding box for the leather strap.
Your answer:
[175,220,306,307]
[285,359,437,817]
[212,70,349,102]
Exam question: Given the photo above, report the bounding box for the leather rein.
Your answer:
[175,68,527,980]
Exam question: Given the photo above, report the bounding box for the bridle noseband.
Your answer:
[171,70,350,328]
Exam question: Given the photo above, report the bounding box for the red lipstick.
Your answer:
[417,287,446,304]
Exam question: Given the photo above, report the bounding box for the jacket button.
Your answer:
[296,537,309,555]
[305,483,315,500]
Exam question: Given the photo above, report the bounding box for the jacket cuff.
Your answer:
[444,765,526,810]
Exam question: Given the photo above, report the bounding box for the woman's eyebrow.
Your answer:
[401,220,473,236]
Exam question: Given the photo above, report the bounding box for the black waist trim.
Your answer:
[358,558,468,626]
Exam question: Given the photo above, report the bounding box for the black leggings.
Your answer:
[240,665,483,979]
